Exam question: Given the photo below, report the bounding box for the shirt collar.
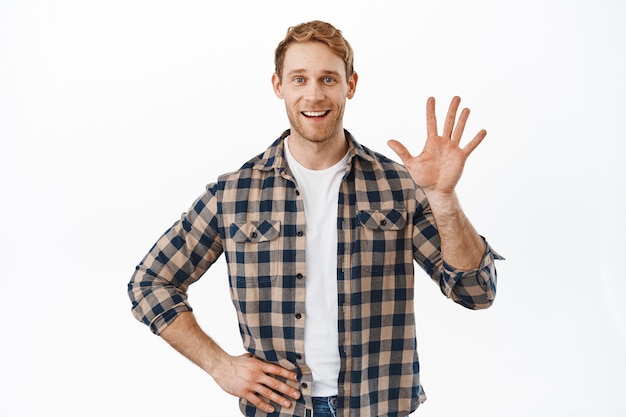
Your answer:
[252,129,376,172]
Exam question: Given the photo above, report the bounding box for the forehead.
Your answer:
[282,41,346,77]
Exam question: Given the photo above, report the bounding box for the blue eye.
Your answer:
[324,77,334,83]
[294,77,304,83]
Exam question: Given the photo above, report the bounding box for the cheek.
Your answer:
[283,95,302,112]
[279,89,294,103]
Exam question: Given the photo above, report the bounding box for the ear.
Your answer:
[346,71,358,99]
[272,73,283,99]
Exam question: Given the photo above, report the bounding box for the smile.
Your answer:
[302,111,329,117]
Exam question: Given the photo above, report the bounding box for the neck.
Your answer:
[286,132,348,170]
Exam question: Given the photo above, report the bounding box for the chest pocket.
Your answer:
[357,209,408,274]
[228,219,281,284]
[230,219,281,243]
[358,209,406,231]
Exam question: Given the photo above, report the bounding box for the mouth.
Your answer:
[302,110,330,118]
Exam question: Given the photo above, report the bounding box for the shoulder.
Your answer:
[363,144,409,173]
[346,131,411,180]
[353,142,415,187]
[217,133,287,185]
[348,136,426,207]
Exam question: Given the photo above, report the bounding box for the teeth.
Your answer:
[303,111,326,117]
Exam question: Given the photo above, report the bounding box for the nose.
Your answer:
[304,82,325,101]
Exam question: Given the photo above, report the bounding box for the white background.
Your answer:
[1,0,625,416]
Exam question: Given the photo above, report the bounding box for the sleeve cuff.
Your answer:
[440,237,503,301]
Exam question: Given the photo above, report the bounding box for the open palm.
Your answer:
[388,96,486,195]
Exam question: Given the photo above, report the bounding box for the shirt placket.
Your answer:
[279,167,313,411]
[336,175,356,416]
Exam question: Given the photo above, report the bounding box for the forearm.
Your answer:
[426,191,485,270]
[160,311,229,376]
[160,312,302,413]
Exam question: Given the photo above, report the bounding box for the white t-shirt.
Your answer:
[284,137,349,397]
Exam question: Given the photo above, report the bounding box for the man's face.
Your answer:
[272,41,357,145]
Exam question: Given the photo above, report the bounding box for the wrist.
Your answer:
[424,190,460,217]
[202,340,231,376]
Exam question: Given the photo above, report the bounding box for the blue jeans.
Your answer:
[311,397,410,416]
[312,396,337,417]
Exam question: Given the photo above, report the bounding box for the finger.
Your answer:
[261,361,299,383]
[254,380,296,409]
[245,391,277,414]
[451,107,470,145]
[260,362,301,400]
[462,129,487,156]
[442,96,461,139]
[387,139,412,165]
[259,372,301,401]
[426,96,438,138]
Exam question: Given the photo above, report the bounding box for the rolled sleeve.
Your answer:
[440,238,504,309]
[127,184,223,335]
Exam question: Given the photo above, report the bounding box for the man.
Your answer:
[128,20,502,417]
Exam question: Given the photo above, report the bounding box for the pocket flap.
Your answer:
[357,209,406,230]
[229,220,281,242]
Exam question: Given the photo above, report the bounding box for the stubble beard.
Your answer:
[286,105,345,146]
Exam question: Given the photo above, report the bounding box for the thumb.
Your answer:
[387,139,411,164]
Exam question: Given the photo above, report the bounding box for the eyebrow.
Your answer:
[286,69,342,78]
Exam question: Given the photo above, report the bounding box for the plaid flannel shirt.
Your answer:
[128,130,501,417]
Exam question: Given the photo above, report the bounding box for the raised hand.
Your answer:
[387,96,486,196]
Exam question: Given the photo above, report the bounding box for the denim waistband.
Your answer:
[311,396,338,416]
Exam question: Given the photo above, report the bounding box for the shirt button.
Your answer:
[295,313,302,319]
[251,232,258,239]
[295,190,300,196]
[296,353,302,360]
[297,230,304,237]
[301,382,308,389]
[380,219,387,226]
[296,273,303,280]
